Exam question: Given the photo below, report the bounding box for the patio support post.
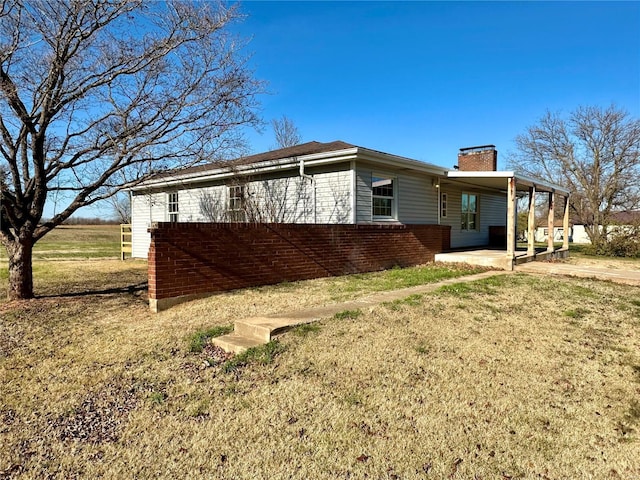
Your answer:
[506,177,517,270]
[563,194,570,250]
[547,191,555,252]
[527,186,536,256]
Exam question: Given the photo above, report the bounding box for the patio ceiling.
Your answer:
[445,171,570,196]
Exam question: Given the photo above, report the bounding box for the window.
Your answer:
[461,193,478,230]
[168,192,179,222]
[441,192,448,218]
[228,185,245,211]
[372,175,395,218]
[227,185,246,221]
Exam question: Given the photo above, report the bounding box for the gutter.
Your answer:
[131,148,359,192]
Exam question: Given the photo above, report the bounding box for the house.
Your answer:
[535,210,640,244]
[131,140,570,258]
[131,141,570,310]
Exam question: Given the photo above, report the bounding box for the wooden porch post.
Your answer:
[506,177,517,269]
[547,191,555,252]
[563,194,570,250]
[527,186,536,256]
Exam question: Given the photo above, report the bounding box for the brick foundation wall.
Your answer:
[148,223,451,310]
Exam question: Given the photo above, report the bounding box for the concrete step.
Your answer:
[211,333,264,354]
[234,318,278,343]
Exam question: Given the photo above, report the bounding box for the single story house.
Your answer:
[535,210,640,244]
[131,141,570,269]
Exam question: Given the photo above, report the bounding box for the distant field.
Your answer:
[0,224,122,261]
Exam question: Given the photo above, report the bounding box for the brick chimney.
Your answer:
[457,145,497,171]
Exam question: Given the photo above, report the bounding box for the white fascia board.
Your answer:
[356,148,449,177]
[131,148,360,191]
[447,170,570,196]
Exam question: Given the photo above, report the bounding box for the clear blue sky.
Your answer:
[236,0,640,170]
[76,0,638,218]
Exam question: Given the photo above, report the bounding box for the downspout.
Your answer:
[435,177,441,225]
[299,158,316,223]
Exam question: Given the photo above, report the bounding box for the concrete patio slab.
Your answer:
[435,249,519,270]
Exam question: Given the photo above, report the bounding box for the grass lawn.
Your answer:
[1,230,639,478]
[0,224,122,261]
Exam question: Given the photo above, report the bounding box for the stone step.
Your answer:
[211,333,264,354]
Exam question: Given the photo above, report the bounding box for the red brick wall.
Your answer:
[148,223,451,304]
[457,149,497,171]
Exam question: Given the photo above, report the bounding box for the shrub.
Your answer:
[582,224,640,258]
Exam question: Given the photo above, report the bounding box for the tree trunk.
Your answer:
[6,239,34,300]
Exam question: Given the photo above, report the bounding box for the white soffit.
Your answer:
[446,171,570,195]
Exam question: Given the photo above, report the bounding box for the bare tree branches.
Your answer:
[0,0,264,299]
[272,115,301,149]
[509,105,640,248]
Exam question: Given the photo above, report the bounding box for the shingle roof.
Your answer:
[159,140,356,178]
[235,140,356,164]
[610,210,640,224]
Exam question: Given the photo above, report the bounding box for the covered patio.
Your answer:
[435,170,571,271]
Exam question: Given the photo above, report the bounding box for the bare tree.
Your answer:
[272,115,302,149]
[108,192,131,224]
[248,176,311,223]
[0,0,264,299]
[199,190,227,223]
[509,105,640,249]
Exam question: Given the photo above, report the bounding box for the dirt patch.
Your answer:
[567,254,640,271]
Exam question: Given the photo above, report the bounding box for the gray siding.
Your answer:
[443,186,507,249]
[355,163,438,224]
[314,169,352,223]
[396,173,438,224]
[355,167,372,222]
[130,164,353,257]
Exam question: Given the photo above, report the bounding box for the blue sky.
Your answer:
[235,1,640,170]
[75,0,638,218]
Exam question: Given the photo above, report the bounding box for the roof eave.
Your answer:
[356,147,448,176]
[130,147,360,191]
[446,170,570,196]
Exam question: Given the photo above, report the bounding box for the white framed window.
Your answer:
[372,175,395,219]
[227,185,246,221]
[441,192,448,218]
[461,192,478,230]
[228,185,246,211]
[167,192,179,222]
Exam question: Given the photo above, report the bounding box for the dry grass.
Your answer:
[1,255,639,478]
[566,254,640,272]
[0,225,122,261]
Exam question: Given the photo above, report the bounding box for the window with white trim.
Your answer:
[372,175,395,219]
[441,192,448,218]
[227,185,246,221]
[461,193,478,230]
[168,192,179,222]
